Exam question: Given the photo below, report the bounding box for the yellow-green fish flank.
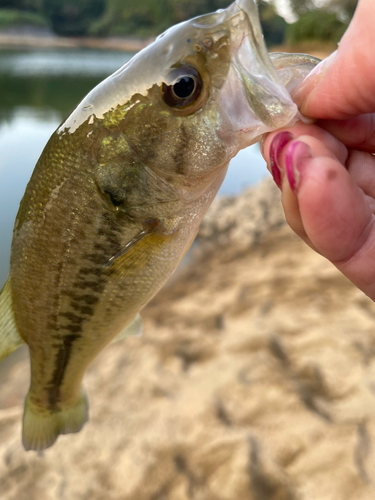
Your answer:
[0,0,320,451]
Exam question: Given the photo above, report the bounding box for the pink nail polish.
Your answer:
[269,132,295,188]
[284,141,313,194]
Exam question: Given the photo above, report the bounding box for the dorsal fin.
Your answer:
[0,279,25,362]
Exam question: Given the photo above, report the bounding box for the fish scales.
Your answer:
[0,0,320,450]
[12,123,196,409]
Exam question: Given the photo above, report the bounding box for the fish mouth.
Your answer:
[217,0,299,145]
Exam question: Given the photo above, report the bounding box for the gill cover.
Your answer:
[215,0,320,145]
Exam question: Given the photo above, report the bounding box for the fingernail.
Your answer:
[269,131,295,188]
[306,49,337,79]
[284,141,313,194]
[292,50,337,105]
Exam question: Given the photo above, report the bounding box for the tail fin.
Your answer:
[0,279,24,362]
[22,390,89,451]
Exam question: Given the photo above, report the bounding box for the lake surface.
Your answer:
[0,47,267,289]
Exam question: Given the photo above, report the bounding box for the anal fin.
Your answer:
[0,279,25,363]
[114,314,143,343]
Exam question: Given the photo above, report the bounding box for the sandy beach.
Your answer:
[0,179,374,499]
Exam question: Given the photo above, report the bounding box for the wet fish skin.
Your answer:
[11,21,235,453]
[0,0,320,451]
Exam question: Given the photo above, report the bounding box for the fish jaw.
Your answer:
[216,0,319,149]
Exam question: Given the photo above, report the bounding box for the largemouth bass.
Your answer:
[0,0,319,451]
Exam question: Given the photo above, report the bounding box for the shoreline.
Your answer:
[0,33,334,58]
[0,33,153,51]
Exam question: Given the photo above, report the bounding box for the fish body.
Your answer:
[0,0,319,450]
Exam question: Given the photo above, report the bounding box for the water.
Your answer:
[0,47,267,289]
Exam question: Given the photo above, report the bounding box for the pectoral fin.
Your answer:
[104,229,148,269]
[0,279,25,362]
[104,218,176,273]
[114,314,143,342]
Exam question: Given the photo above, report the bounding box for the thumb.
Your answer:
[293,0,375,120]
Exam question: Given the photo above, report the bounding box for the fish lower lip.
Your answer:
[217,1,299,134]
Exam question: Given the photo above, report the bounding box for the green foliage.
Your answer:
[42,0,105,36]
[3,0,351,46]
[287,9,348,44]
[0,0,358,42]
[113,0,173,36]
[258,0,286,46]
[0,0,287,41]
[286,0,356,45]
[288,0,315,16]
[0,8,48,28]
[328,0,357,20]
[169,0,230,22]
[91,0,286,42]
[90,0,164,36]
[90,0,233,37]
[289,0,357,19]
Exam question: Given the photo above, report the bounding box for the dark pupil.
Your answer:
[173,76,195,99]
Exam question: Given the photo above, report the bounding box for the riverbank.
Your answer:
[0,32,153,51]
[0,31,334,59]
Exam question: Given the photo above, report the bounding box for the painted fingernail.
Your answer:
[284,141,313,194]
[269,131,295,188]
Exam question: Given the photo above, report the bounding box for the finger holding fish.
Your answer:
[262,125,375,301]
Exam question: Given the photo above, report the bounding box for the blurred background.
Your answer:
[3,3,375,500]
[0,0,357,39]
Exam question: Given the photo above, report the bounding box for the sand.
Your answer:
[0,179,374,499]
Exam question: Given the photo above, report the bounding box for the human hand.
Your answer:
[261,0,375,301]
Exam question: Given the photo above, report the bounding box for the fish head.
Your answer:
[60,0,318,189]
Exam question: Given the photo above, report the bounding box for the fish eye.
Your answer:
[162,66,203,109]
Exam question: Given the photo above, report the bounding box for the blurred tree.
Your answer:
[42,0,105,36]
[289,0,315,16]
[90,0,233,37]
[289,0,357,19]
[91,0,286,41]
[169,0,230,22]
[287,9,347,44]
[90,0,170,36]
[0,0,296,42]
[258,0,286,45]
[328,0,357,20]
[0,0,42,10]
[0,8,49,28]
[286,0,356,45]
